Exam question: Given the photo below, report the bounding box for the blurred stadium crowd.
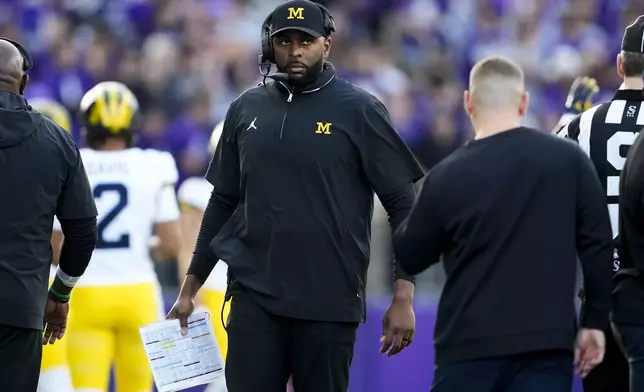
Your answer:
[5,0,643,295]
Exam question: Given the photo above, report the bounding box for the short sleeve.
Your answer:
[156,150,179,186]
[56,140,98,220]
[554,113,576,136]
[360,97,424,195]
[153,152,180,223]
[557,114,580,140]
[154,185,180,223]
[205,100,240,197]
[178,178,212,212]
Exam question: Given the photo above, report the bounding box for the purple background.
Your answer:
[107,294,584,392]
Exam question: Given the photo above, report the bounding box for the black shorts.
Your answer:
[582,327,629,392]
[225,287,358,392]
[0,324,42,392]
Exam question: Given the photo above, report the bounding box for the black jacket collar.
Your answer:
[613,89,644,101]
[0,91,30,110]
[271,62,336,95]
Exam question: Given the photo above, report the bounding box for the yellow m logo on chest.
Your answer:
[287,7,304,20]
[315,122,331,135]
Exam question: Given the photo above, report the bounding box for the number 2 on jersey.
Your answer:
[93,183,130,249]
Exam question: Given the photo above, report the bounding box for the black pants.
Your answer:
[225,289,358,392]
[0,324,42,392]
[431,350,573,392]
[583,327,629,392]
[613,323,644,392]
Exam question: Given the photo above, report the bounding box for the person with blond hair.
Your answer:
[394,56,613,392]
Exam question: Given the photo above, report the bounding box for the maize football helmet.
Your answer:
[30,98,72,132]
[79,81,140,148]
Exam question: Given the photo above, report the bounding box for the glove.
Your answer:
[564,76,599,115]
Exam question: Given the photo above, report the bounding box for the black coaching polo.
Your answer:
[191,63,424,323]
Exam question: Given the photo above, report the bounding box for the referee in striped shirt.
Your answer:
[556,15,644,392]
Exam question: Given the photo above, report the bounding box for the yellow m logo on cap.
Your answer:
[287,7,304,20]
[315,122,331,135]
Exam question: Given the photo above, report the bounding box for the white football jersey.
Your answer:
[178,177,229,292]
[54,148,180,286]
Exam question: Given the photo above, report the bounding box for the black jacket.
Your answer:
[0,92,96,330]
[191,63,423,322]
[614,123,644,326]
[395,127,613,364]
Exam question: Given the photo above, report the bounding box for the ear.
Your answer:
[616,53,625,78]
[323,37,332,59]
[19,73,28,95]
[518,91,529,116]
[464,90,473,116]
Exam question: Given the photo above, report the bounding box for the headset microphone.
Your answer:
[258,55,288,85]
[258,21,289,85]
[258,54,271,78]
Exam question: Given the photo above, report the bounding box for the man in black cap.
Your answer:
[555,15,644,392]
[611,15,644,392]
[166,1,425,391]
[0,38,97,391]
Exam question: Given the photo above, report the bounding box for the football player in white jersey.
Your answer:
[30,98,75,392]
[52,81,183,392]
[177,121,229,392]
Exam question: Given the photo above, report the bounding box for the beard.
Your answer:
[276,57,325,86]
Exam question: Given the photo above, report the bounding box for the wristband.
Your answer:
[56,267,80,288]
[48,287,71,303]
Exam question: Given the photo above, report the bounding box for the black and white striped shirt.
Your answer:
[557,89,644,270]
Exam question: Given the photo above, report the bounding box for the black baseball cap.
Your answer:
[269,0,328,38]
[622,15,644,53]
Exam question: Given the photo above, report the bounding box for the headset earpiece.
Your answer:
[317,4,336,35]
[260,13,275,65]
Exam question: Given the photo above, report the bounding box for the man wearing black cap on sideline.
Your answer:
[610,15,644,392]
[166,0,425,391]
[0,38,97,391]
[555,15,644,392]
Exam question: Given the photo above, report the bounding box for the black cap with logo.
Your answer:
[270,0,328,38]
[622,15,644,53]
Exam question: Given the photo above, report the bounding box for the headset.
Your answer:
[0,38,33,72]
[0,37,33,94]
[258,3,336,77]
